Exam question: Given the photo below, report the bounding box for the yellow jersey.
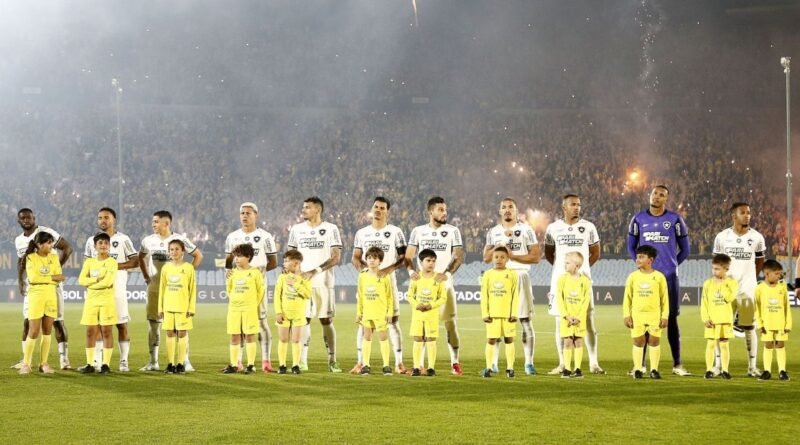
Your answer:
[700,277,737,325]
[480,268,518,319]
[623,269,669,325]
[357,272,394,320]
[407,275,446,323]
[227,267,265,312]
[755,282,793,332]
[25,252,62,300]
[273,272,311,320]
[556,272,592,324]
[78,257,118,301]
[158,261,197,313]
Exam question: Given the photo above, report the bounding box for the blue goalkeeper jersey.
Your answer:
[627,209,690,277]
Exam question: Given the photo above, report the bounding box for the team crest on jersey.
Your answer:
[254,236,261,243]
[168,275,181,283]
[367,285,377,293]
[441,231,448,237]
[493,281,504,289]
[639,283,651,289]
[769,298,779,305]
[384,232,390,238]
[663,221,671,230]
[514,230,521,237]
[578,227,585,233]
[112,241,119,248]
[422,289,432,296]
[39,266,50,274]
[747,239,753,246]
[319,229,326,236]
[570,290,578,296]
[236,279,246,285]
[90,269,101,278]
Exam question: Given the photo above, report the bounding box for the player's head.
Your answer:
[729,202,751,228]
[649,185,669,210]
[562,194,581,221]
[25,231,55,257]
[491,245,509,269]
[97,207,117,232]
[371,197,390,223]
[762,259,784,284]
[152,210,172,234]
[365,246,384,267]
[418,248,437,273]
[499,198,517,223]
[168,239,185,261]
[427,196,447,225]
[232,243,255,263]
[564,251,584,274]
[302,196,324,220]
[17,208,35,231]
[283,249,303,272]
[240,202,258,228]
[711,253,731,279]
[635,245,657,269]
[93,232,111,254]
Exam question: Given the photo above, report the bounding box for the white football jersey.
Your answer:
[713,227,766,299]
[15,226,61,259]
[408,223,462,273]
[544,219,599,291]
[353,224,407,270]
[225,228,278,270]
[84,231,137,290]
[139,232,198,279]
[287,221,342,288]
[485,222,538,271]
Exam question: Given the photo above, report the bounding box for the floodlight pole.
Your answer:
[113,78,124,224]
[781,57,793,280]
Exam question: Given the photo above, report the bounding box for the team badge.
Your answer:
[168,275,181,284]
[441,231,448,237]
[747,239,753,246]
[319,229,326,236]
[422,289,432,296]
[493,281,504,289]
[384,232,391,238]
[570,290,578,296]
[367,285,377,293]
[514,230,521,237]
[112,241,119,248]
[39,266,50,274]
[254,236,261,243]
[236,279,246,285]
[769,298,779,305]
[639,283,651,289]
[663,221,672,230]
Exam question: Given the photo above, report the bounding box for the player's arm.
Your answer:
[588,242,600,267]
[224,253,234,270]
[482,244,495,263]
[404,244,418,276]
[626,216,639,261]
[675,216,690,265]
[382,246,408,276]
[54,236,73,266]
[352,248,365,271]
[445,246,465,275]
[189,247,203,269]
[138,246,151,283]
[118,254,139,271]
[17,256,26,294]
[755,255,765,277]
[265,254,278,272]
[544,243,556,266]
[510,243,540,265]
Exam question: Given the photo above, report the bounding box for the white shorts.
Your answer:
[439,277,457,321]
[515,271,534,319]
[307,287,336,319]
[23,283,65,321]
[547,282,594,317]
[114,286,130,324]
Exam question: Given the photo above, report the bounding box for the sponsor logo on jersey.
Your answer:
[236,279,246,285]
[422,289,432,296]
[364,240,390,252]
[570,290,578,296]
[769,298,779,305]
[556,234,583,247]
[493,281,504,289]
[299,238,325,249]
[639,283,651,289]
[367,285,377,293]
[168,275,181,284]
[723,247,752,261]
[507,242,522,251]
[420,241,448,251]
[643,232,669,243]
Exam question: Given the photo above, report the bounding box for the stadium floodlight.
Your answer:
[781,57,793,280]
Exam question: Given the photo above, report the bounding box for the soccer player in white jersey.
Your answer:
[544,194,605,375]
[712,202,766,377]
[286,197,343,373]
[483,197,541,375]
[350,197,409,374]
[13,208,73,370]
[84,207,138,371]
[405,196,465,376]
[138,210,203,371]
[224,202,278,372]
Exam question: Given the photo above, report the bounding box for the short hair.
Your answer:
[653,185,669,194]
[418,249,437,261]
[763,259,783,272]
[636,245,658,259]
[566,251,584,266]
[712,254,732,268]
[365,246,385,261]
[492,246,509,255]
[98,207,117,219]
[93,232,111,245]
[373,196,391,210]
[730,202,749,214]
[17,208,33,216]
[168,239,186,251]
[232,244,255,261]
[562,194,580,202]
[501,197,517,207]
[427,196,445,210]
[284,249,303,262]
[304,196,324,213]
[153,210,172,221]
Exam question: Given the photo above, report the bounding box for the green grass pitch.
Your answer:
[1,304,798,444]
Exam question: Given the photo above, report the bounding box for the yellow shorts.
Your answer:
[81,298,118,326]
[704,323,733,340]
[410,318,439,338]
[227,309,260,335]
[559,318,586,338]
[276,317,308,328]
[486,318,516,339]
[631,323,661,338]
[361,318,388,332]
[163,311,193,331]
[762,330,789,342]
[26,291,58,320]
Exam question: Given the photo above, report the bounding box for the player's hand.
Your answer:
[624,317,633,328]
[761,327,767,335]
[276,314,285,324]
[301,271,314,281]
[409,270,420,281]
[509,316,517,323]
[434,272,448,283]
[225,269,232,279]
[285,275,297,286]
[785,329,792,334]
[356,316,362,324]
[158,312,164,319]
[19,286,26,297]
[704,321,714,328]
[187,312,194,318]
[377,268,390,278]
[386,315,392,323]
[424,304,432,311]
[483,317,492,323]
[659,318,668,329]
[144,276,151,285]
